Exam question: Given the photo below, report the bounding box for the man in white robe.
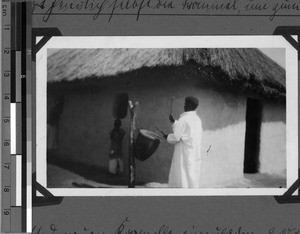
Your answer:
[163,97,203,188]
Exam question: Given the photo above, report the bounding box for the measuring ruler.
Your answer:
[1,1,32,232]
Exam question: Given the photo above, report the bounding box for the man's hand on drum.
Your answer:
[169,113,175,123]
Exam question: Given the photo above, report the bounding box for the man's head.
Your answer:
[114,119,121,128]
[184,96,199,112]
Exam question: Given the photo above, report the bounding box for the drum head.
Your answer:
[139,129,161,140]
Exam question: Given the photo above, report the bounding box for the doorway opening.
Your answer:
[244,98,263,173]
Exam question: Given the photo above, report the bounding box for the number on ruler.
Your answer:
[4,24,10,30]
[3,117,10,124]
[3,71,10,78]
[4,95,10,100]
[3,187,10,193]
[2,4,7,17]
[3,48,10,54]
[3,163,10,169]
[3,209,10,216]
[3,140,10,147]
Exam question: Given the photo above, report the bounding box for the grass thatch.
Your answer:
[47,48,285,99]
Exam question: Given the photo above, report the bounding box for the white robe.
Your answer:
[167,111,203,188]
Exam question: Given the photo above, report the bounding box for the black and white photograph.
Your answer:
[36,36,298,196]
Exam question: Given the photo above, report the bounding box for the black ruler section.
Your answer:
[10,2,16,104]
[21,2,27,232]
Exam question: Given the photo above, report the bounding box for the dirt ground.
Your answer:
[47,163,286,189]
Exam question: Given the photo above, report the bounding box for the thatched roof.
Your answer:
[47,48,285,99]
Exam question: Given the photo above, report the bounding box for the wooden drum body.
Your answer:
[135,129,161,161]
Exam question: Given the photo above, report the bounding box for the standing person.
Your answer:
[47,95,64,151]
[163,96,203,188]
[109,119,125,175]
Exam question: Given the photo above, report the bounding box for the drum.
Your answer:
[135,129,161,161]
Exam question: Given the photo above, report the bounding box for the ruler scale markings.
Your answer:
[11,51,16,103]
[1,3,10,232]
[26,2,32,232]
[3,1,31,232]
[16,103,22,155]
[22,2,27,77]
[10,154,22,208]
[15,2,21,51]
[16,51,22,102]
[1,1,33,232]
[11,155,17,207]
[2,1,12,232]
[16,155,22,207]
[10,2,16,104]
[21,2,28,232]
[5,2,16,232]
[10,2,15,50]
[21,71,27,233]
[10,103,16,155]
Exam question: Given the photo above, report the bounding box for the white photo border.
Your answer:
[36,36,298,196]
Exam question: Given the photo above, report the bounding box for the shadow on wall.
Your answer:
[46,66,286,184]
[48,65,286,132]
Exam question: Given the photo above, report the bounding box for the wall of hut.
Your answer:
[47,66,286,187]
[260,101,286,175]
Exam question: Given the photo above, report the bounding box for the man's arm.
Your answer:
[166,119,185,144]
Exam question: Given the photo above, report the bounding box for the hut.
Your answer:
[46,48,286,188]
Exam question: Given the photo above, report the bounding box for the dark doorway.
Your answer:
[244,98,263,173]
[113,93,129,119]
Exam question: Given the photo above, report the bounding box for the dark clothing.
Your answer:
[47,97,64,149]
[109,128,125,159]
